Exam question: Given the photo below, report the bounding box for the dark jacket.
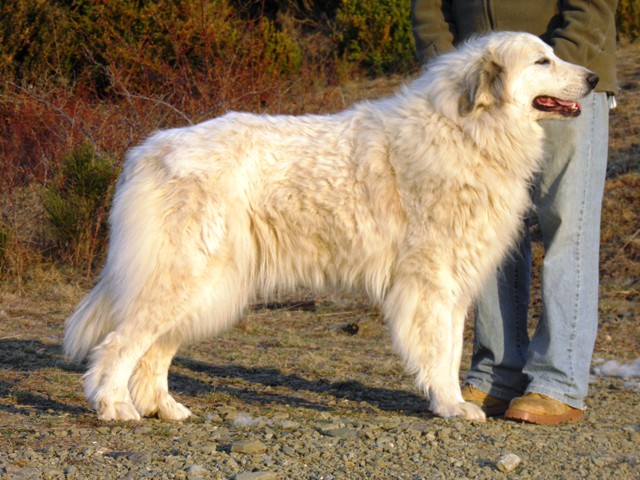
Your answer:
[411,0,618,93]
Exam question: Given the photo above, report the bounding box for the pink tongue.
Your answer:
[538,96,577,108]
[555,99,578,107]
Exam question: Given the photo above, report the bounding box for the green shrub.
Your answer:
[0,0,80,87]
[43,143,118,275]
[335,0,416,75]
[259,16,304,75]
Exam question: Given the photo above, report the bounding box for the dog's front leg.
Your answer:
[383,274,485,421]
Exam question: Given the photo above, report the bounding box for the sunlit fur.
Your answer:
[64,32,596,422]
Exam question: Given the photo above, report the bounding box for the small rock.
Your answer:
[280,420,300,430]
[592,455,617,467]
[130,452,151,464]
[408,421,432,433]
[192,442,217,454]
[231,439,267,454]
[233,413,259,427]
[165,455,185,466]
[225,457,240,471]
[376,435,396,451]
[271,412,290,420]
[317,422,341,430]
[205,413,224,423]
[104,450,150,464]
[42,469,66,480]
[373,457,389,468]
[320,427,358,439]
[362,429,378,440]
[281,445,296,456]
[234,472,278,480]
[4,466,41,480]
[496,453,522,472]
[64,466,78,476]
[186,464,208,478]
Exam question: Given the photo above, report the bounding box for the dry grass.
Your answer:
[594,39,640,359]
[608,39,640,174]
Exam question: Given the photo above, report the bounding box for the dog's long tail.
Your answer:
[64,278,115,362]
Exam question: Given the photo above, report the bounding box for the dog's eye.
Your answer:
[535,58,551,65]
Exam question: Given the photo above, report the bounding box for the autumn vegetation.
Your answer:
[0,0,638,278]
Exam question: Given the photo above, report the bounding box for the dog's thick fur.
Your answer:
[65,32,597,422]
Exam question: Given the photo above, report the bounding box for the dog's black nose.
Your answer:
[587,73,599,89]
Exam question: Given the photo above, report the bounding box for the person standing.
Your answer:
[411,0,618,424]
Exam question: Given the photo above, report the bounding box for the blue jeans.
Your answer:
[466,92,610,409]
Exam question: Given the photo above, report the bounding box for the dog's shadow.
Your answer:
[0,338,431,419]
[0,339,91,416]
[172,357,432,418]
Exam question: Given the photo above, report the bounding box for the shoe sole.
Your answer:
[504,407,583,425]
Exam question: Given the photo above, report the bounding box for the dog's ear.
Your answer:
[459,55,504,116]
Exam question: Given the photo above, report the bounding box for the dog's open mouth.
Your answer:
[533,96,581,117]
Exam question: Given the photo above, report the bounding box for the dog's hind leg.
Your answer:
[87,254,252,421]
[128,333,191,421]
[85,276,249,422]
[82,295,195,421]
[83,313,175,421]
[384,275,485,422]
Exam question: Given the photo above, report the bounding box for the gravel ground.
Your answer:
[0,293,638,480]
[2,390,639,480]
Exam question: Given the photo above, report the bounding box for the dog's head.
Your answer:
[456,32,598,118]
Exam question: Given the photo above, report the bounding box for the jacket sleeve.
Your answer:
[550,0,618,68]
[411,0,457,64]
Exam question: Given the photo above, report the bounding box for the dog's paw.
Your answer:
[158,395,192,422]
[458,401,487,421]
[97,401,142,421]
[432,401,486,422]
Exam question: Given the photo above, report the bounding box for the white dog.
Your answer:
[65,32,598,422]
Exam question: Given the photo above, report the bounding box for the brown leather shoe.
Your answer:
[505,393,583,425]
[461,384,509,416]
